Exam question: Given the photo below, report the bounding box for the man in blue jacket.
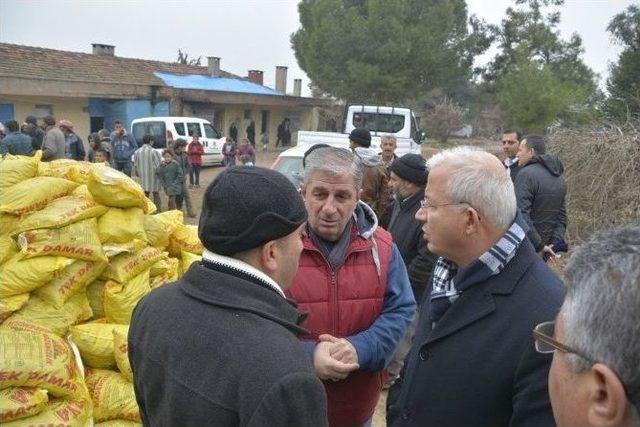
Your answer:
[111,120,137,176]
[387,146,565,427]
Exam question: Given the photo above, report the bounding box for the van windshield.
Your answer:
[352,112,405,134]
[132,122,167,148]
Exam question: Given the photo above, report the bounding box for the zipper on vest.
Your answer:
[330,270,338,336]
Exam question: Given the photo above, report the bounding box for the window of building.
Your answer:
[261,110,269,134]
[244,109,252,120]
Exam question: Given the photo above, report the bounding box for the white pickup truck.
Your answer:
[272,105,426,186]
[297,105,426,155]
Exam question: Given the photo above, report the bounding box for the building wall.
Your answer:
[0,95,91,140]
[219,104,315,146]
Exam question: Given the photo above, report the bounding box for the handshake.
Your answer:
[312,334,360,382]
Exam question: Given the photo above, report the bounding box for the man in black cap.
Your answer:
[385,153,436,385]
[23,115,45,150]
[128,166,328,427]
[349,127,390,218]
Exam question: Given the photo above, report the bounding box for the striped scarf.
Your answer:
[429,212,528,323]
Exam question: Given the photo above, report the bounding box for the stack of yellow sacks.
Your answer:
[0,153,203,426]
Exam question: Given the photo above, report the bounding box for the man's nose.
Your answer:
[321,196,338,214]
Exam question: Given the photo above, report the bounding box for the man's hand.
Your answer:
[538,245,559,262]
[319,334,359,365]
[313,340,359,381]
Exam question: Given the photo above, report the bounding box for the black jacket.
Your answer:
[387,239,565,427]
[387,191,436,303]
[514,154,567,250]
[129,261,328,427]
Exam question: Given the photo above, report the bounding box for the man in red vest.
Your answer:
[286,146,416,427]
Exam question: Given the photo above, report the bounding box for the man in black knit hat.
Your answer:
[129,166,328,427]
[385,153,436,385]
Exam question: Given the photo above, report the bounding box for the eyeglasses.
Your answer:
[534,322,640,411]
[532,321,593,362]
[419,197,468,211]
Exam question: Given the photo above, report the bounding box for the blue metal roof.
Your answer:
[154,72,282,96]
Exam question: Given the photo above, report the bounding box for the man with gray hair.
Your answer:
[286,146,416,426]
[534,225,640,427]
[387,146,565,427]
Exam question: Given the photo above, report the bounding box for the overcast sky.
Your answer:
[0,0,634,97]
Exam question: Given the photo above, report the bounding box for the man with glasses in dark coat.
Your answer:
[387,146,564,427]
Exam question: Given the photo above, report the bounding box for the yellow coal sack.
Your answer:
[35,260,107,309]
[38,158,92,184]
[168,223,203,256]
[7,292,92,337]
[144,210,183,248]
[102,239,146,259]
[69,321,129,369]
[87,280,106,320]
[85,369,140,423]
[13,195,108,236]
[0,388,49,423]
[0,177,79,216]
[2,398,92,427]
[88,165,150,213]
[103,270,150,325]
[0,153,39,191]
[1,214,21,236]
[1,234,18,264]
[0,293,29,322]
[0,255,73,297]
[18,218,107,262]
[149,257,179,289]
[98,207,146,244]
[181,250,201,274]
[96,420,142,427]
[101,247,165,283]
[112,327,132,382]
[0,323,88,399]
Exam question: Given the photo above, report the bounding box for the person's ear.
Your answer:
[586,363,631,427]
[463,206,481,235]
[258,240,279,275]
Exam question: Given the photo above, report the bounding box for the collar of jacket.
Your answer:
[202,250,285,297]
[423,238,537,345]
[180,253,310,336]
[398,190,424,210]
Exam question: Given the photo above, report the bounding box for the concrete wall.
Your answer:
[0,95,91,140]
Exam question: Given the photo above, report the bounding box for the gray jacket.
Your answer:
[42,125,66,161]
[514,154,567,250]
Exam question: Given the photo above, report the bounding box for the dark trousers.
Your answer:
[189,165,201,185]
[144,191,162,212]
[115,161,132,176]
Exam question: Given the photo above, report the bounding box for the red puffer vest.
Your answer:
[286,224,393,427]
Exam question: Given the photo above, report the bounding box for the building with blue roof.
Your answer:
[1,42,334,146]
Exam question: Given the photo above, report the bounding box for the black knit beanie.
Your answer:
[389,153,427,186]
[198,166,307,255]
[349,127,372,148]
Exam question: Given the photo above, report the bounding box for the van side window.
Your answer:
[187,122,202,137]
[147,122,167,148]
[174,123,186,136]
[203,124,220,139]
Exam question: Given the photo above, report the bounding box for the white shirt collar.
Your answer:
[504,157,518,167]
[201,249,286,298]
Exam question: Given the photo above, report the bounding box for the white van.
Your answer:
[131,117,224,166]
